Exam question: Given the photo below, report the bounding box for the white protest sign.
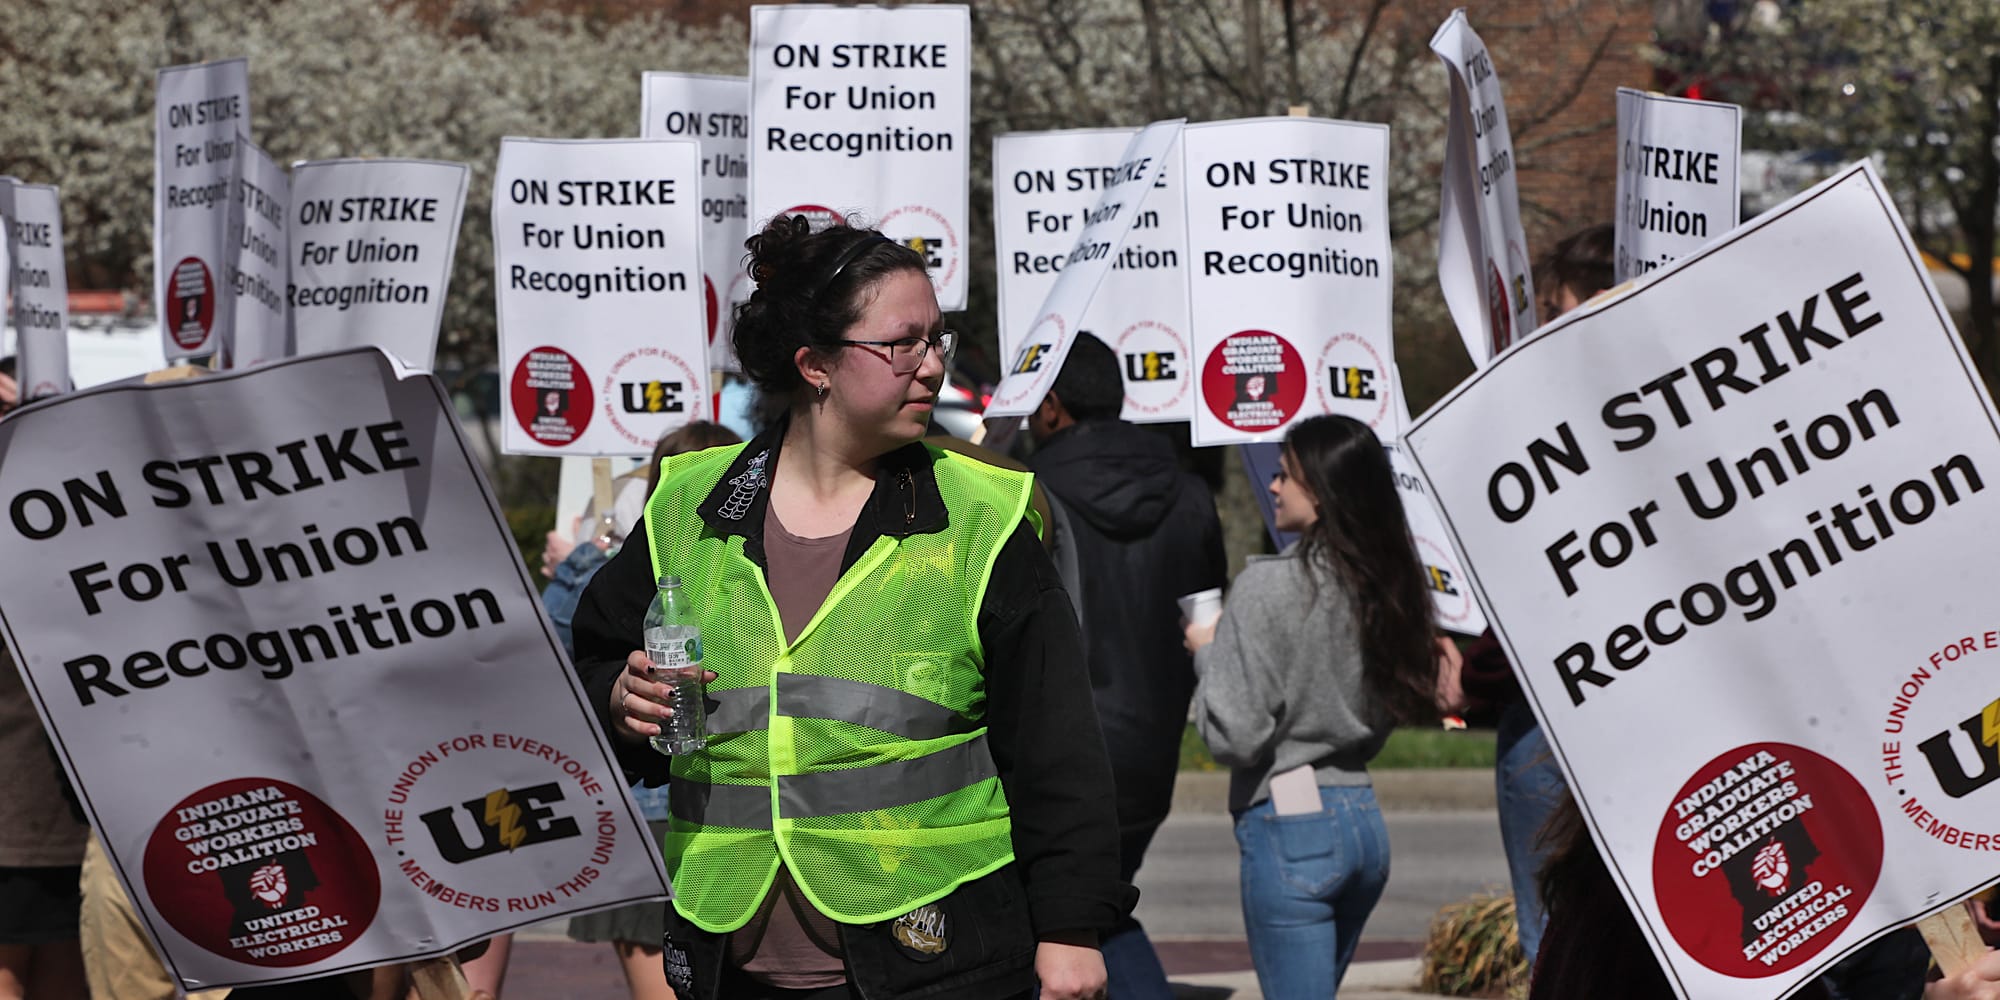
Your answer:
[994,128,1193,423]
[1616,88,1742,283]
[1406,163,2000,999]
[643,73,749,373]
[1386,366,1482,633]
[1385,441,1488,637]
[289,159,469,368]
[4,183,70,399]
[984,120,1182,420]
[749,4,970,309]
[1181,117,1394,446]
[0,348,668,992]
[494,138,708,456]
[1431,11,1536,366]
[226,136,289,369]
[156,59,250,361]
[0,194,10,361]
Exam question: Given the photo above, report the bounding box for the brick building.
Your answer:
[1424,0,1654,250]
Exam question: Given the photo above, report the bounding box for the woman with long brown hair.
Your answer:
[1184,414,1458,997]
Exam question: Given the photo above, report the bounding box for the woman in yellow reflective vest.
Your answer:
[571,215,1134,1000]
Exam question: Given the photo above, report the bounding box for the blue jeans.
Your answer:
[629,782,672,823]
[1101,821,1171,999]
[1233,785,1389,997]
[540,543,609,657]
[1495,701,1566,965]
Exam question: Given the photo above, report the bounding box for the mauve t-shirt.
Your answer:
[728,506,854,988]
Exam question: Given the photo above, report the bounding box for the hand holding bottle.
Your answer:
[610,649,715,744]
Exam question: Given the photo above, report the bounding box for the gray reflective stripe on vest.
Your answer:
[776,674,967,741]
[706,687,770,734]
[668,780,771,830]
[777,733,997,818]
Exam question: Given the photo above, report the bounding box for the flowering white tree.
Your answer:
[1654,0,2000,389]
[964,0,1636,406]
[0,0,743,372]
[0,0,742,506]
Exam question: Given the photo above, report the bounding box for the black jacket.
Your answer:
[569,423,1136,998]
[1029,421,1227,841]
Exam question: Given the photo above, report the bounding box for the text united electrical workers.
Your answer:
[764,42,956,158]
[4,422,510,708]
[1479,272,1986,707]
[506,178,689,300]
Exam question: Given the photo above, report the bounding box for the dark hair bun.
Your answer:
[730,214,928,398]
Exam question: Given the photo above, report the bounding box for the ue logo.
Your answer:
[620,380,685,414]
[1012,343,1051,375]
[1124,352,1177,382]
[1919,696,2000,799]
[899,236,944,269]
[420,783,581,864]
[1424,564,1458,596]
[1327,365,1377,401]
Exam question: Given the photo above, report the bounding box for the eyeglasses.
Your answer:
[839,329,958,375]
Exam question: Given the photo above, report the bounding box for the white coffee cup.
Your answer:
[1177,587,1224,628]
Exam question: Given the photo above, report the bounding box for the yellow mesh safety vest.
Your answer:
[644,442,1034,932]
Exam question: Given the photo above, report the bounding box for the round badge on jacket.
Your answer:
[891,903,949,958]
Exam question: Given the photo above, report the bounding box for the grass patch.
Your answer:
[1179,724,1497,772]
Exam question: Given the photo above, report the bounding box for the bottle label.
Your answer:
[649,633,702,675]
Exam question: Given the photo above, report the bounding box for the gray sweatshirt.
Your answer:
[1192,544,1390,812]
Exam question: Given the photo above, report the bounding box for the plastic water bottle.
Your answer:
[645,576,707,755]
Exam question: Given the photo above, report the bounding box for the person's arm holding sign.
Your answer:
[1929,950,2000,1000]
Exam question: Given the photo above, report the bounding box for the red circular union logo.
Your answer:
[510,346,594,447]
[782,204,845,230]
[143,778,379,968]
[166,256,216,351]
[1651,743,1881,978]
[1201,330,1306,434]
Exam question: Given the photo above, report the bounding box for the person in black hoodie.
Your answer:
[1027,334,1227,999]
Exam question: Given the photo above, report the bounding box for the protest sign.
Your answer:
[494,138,708,456]
[1616,88,1742,283]
[748,4,971,309]
[1385,365,1486,635]
[156,58,250,361]
[0,189,10,361]
[0,348,669,992]
[984,120,1182,420]
[1385,440,1487,637]
[643,72,749,372]
[1431,11,1536,366]
[1405,162,2000,998]
[993,128,1193,423]
[289,159,469,367]
[1236,443,1297,551]
[226,136,289,369]
[1180,116,1394,446]
[3,182,70,399]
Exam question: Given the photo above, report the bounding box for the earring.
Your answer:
[814,381,829,400]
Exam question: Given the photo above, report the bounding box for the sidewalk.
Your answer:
[504,936,1454,999]
[1171,957,1440,999]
